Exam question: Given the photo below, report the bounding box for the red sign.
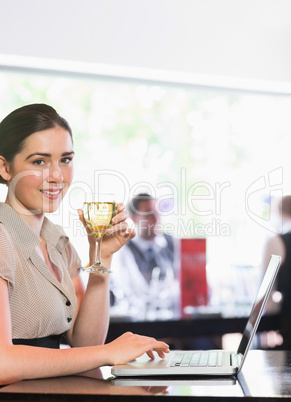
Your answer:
[180,238,208,314]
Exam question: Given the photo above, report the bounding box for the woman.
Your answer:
[0,104,169,385]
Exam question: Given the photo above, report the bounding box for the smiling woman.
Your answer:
[3,127,74,218]
[0,105,74,220]
[0,103,169,385]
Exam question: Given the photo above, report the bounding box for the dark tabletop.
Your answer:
[0,350,291,401]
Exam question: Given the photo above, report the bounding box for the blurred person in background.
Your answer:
[262,195,291,348]
[111,193,179,318]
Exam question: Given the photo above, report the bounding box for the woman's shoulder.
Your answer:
[0,223,17,284]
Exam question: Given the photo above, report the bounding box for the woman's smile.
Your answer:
[6,126,74,217]
[40,188,63,200]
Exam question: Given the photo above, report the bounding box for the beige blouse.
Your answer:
[0,203,81,340]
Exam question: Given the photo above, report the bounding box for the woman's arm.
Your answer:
[66,272,110,347]
[0,277,169,386]
[66,204,135,347]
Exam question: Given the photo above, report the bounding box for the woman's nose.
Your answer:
[48,167,63,183]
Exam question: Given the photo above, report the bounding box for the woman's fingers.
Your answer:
[116,202,125,212]
[107,332,170,365]
[146,349,155,359]
[77,209,96,244]
[105,225,135,245]
[112,211,128,225]
[107,221,130,234]
[77,208,84,221]
[78,209,89,231]
[112,206,128,225]
[134,335,170,358]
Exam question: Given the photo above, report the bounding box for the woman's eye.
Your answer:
[60,157,72,164]
[32,159,45,166]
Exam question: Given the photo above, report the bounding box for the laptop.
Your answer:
[111,254,281,377]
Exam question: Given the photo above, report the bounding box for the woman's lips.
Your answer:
[40,188,62,199]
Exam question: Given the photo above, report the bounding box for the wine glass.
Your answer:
[82,193,117,274]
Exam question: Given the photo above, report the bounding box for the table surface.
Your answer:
[0,350,290,401]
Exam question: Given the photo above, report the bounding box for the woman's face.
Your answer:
[6,126,74,216]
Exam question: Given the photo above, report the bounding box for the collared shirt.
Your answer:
[0,203,81,340]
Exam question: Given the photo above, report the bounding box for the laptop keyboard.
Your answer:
[170,351,223,367]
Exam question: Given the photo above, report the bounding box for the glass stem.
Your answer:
[96,237,102,265]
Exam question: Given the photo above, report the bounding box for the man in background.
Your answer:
[126,193,175,283]
[110,193,178,317]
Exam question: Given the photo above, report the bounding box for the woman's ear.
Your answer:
[0,156,11,181]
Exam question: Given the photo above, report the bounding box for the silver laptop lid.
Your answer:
[236,254,281,371]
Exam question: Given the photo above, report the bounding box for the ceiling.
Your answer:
[1,0,291,92]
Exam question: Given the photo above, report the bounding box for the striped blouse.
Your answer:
[0,202,81,340]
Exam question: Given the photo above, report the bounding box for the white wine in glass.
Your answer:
[82,193,117,274]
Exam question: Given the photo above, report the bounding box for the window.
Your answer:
[1,68,290,289]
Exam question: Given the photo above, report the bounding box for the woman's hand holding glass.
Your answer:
[78,201,135,274]
[102,203,135,255]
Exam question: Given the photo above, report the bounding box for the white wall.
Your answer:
[1,0,291,92]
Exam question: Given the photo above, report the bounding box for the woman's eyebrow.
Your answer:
[25,151,75,160]
[61,151,75,157]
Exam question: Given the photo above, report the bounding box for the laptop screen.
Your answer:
[236,255,281,363]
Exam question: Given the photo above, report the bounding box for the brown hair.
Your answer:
[0,104,72,185]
